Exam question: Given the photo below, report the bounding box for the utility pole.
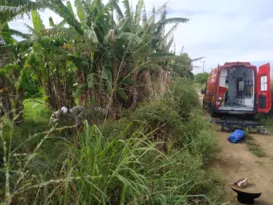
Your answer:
[200,61,206,73]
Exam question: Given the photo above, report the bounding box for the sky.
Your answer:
[9,0,273,74]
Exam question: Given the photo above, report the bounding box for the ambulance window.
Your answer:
[261,75,267,91]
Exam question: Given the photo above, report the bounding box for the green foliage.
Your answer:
[0,0,222,204]
[0,79,224,204]
[20,70,42,98]
[194,72,209,85]
[245,134,266,158]
[73,124,222,204]
[166,78,200,117]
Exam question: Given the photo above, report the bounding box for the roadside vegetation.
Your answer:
[194,72,209,90]
[0,0,225,204]
[243,133,266,158]
[0,79,225,205]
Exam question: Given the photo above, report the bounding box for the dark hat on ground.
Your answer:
[231,183,262,204]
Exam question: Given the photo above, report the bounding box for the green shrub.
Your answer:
[165,79,200,117]
[71,123,223,205]
[21,70,42,98]
[1,79,224,204]
[194,72,209,85]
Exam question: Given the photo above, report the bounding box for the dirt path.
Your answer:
[198,92,273,204]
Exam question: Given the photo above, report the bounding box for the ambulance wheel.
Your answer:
[210,111,218,118]
[210,103,219,118]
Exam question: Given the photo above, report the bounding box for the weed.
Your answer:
[245,135,266,158]
[0,79,225,204]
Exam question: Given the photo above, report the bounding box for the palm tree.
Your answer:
[1,0,191,117]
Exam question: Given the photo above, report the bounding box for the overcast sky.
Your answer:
[9,0,273,74]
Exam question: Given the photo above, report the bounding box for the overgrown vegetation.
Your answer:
[0,79,225,204]
[0,0,226,204]
[244,134,266,158]
[194,72,208,90]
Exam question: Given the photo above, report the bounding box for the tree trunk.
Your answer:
[0,76,12,119]
[0,52,24,123]
[131,68,139,109]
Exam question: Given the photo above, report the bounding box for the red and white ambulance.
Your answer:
[202,62,271,117]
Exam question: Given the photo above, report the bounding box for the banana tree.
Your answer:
[0,21,31,122]
[1,0,191,117]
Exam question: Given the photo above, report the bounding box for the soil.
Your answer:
[198,91,273,204]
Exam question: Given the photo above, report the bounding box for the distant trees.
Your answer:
[194,72,209,84]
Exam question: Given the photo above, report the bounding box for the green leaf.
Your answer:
[49,17,55,27]
[135,0,144,25]
[31,9,45,33]
[43,0,84,35]
[113,1,124,20]
[87,73,96,88]
[85,27,98,44]
[1,22,12,44]
[117,88,128,100]
[158,17,189,26]
[75,0,85,23]
[66,1,74,15]
[122,0,130,18]
[102,67,113,94]
[10,29,31,39]
[74,83,86,98]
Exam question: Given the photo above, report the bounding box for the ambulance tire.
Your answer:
[210,103,219,118]
[210,111,218,118]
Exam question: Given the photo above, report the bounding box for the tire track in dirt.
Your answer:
[198,91,273,204]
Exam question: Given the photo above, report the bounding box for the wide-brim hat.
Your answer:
[231,183,262,204]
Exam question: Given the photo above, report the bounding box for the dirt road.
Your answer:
[198,92,273,204]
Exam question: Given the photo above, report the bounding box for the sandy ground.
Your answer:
[198,92,273,204]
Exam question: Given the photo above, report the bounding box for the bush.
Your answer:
[1,78,224,205]
[21,70,42,98]
[165,78,200,117]
[194,72,209,85]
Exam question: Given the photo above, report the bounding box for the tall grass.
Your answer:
[0,78,224,204]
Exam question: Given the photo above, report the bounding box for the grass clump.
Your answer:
[0,78,224,205]
[245,134,266,158]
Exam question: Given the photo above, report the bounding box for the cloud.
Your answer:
[154,0,273,74]
[7,0,273,75]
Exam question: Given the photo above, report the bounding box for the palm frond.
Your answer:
[0,0,39,9]
[166,36,174,51]
[190,57,204,62]
[10,29,31,39]
[31,9,45,33]
[113,1,124,20]
[135,0,144,25]
[0,6,24,23]
[85,27,99,44]
[41,28,80,41]
[66,1,75,17]
[95,0,115,23]
[43,0,84,36]
[75,0,86,23]
[122,0,130,18]
[49,16,55,27]
[117,32,143,45]
[141,4,147,23]
[0,0,43,23]
[0,22,12,44]
[158,17,189,26]
[150,52,175,58]
[164,23,179,41]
